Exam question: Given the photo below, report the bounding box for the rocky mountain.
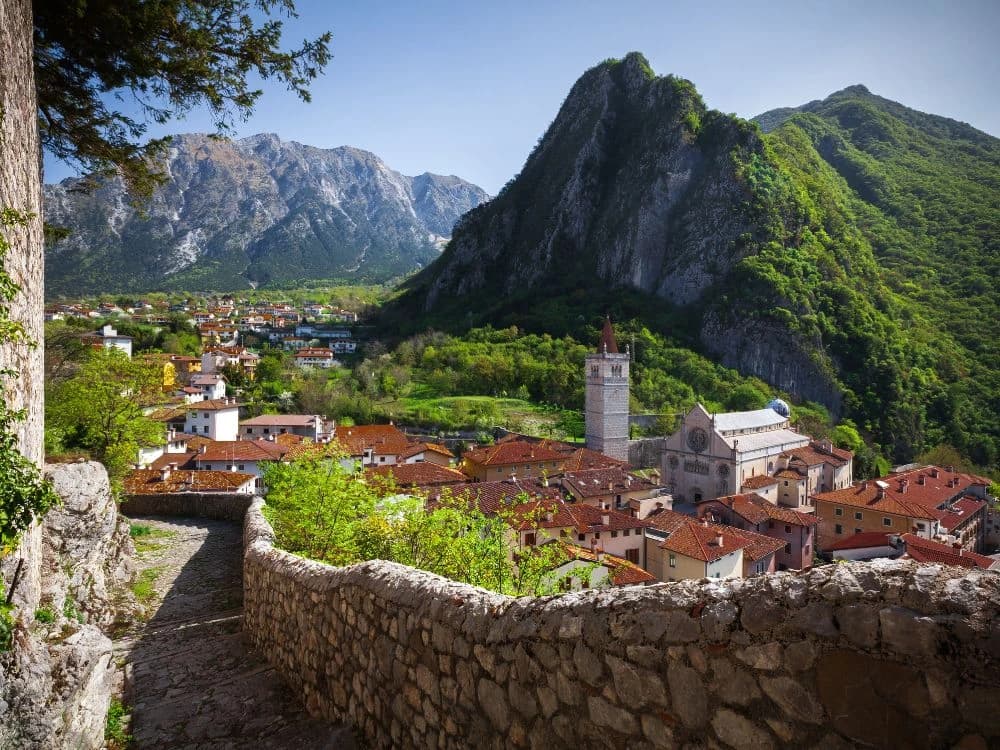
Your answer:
[395,53,1000,469]
[43,133,488,295]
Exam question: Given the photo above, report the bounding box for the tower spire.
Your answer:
[599,316,619,354]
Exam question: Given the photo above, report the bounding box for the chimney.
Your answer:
[952,542,962,556]
[899,480,908,493]
[917,475,926,485]
[930,467,940,478]
[200,444,207,454]
[715,534,724,548]
[159,467,171,481]
[861,481,868,490]
[602,513,610,526]
[877,488,887,499]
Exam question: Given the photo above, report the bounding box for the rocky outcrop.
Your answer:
[0,462,135,750]
[43,133,488,294]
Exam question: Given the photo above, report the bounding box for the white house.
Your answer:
[88,324,133,358]
[183,398,241,441]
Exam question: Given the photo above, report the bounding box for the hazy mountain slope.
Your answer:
[394,53,1000,468]
[44,133,488,295]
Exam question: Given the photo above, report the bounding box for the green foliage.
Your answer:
[104,697,132,749]
[63,595,83,624]
[35,0,331,197]
[34,606,56,624]
[264,460,593,596]
[45,348,163,482]
[0,599,13,652]
[131,567,164,604]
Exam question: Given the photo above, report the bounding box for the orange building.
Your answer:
[460,440,567,482]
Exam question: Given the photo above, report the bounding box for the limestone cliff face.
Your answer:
[0,463,135,750]
[423,53,760,310]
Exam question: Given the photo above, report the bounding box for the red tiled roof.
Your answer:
[900,534,996,570]
[508,500,649,534]
[195,440,287,462]
[937,496,987,533]
[437,479,565,516]
[462,440,566,468]
[782,442,851,468]
[398,442,455,460]
[124,469,255,495]
[647,509,780,563]
[366,463,470,488]
[774,468,805,480]
[553,543,655,586]
[333,424,412,457]
[148,452,197,470]
[741,475,779,489]
[185,397,241,412]
[813,466,988,516]
[561,468,657,498]
[561,448,629,472]
[241,414,320,427]
[712,493,818,528]
[825,532,893,552]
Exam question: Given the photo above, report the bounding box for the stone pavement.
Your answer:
[115,516,354,749]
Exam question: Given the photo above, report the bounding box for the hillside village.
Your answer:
[67,298,997,587]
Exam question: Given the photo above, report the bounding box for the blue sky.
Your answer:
[43,0,1000,194]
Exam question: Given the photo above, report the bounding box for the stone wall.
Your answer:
[121,492,254,522]
[628,436,665,470]
[243,499,1000,749]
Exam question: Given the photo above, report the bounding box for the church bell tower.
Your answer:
[584,318,630,461]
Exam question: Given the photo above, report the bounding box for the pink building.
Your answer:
[698,492,817,571]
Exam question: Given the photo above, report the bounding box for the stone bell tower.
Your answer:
[584,318,630,461]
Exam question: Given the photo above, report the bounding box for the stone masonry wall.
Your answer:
[121,492,254,522]
[243,498,1000,749]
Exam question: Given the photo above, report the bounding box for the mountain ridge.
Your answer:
[44,133,489,295]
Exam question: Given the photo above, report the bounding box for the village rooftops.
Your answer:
[782,441,853,467]
[560,468,657,498]
[740,475,780,490]
[333,424,411,456]
[550,542,656,586]
[185,397,241,411]
[436,478,565,515]
[506,498,648,534]
[462,440,566,467]
[397,442,455,460]
[824,532,894,552]
[812,466,989,515]
[645,509,782,563]
[711,493,818,527]
[900,534,997,570]
[124,468,255,495]
[366,463,469,489]
[196,440,288,462]
[241,414,322,427]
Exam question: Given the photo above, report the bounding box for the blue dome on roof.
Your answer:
[767,398,791,418]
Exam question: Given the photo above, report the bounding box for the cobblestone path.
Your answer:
[115,516,354,749]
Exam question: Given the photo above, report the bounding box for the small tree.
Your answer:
[46,349,164,480]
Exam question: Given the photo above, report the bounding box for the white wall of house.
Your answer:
[185,407,239,441]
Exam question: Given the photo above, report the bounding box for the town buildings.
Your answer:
[584,318,630,462]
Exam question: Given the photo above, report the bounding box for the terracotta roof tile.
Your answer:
[647,509,780,563]
[552,542,655,586]
[712,493,817,528]
[741,475,779,489]
[561,468,657,498]
[124,469,255,495]
[366,463,470,488]
[824,532,894,552]
[462,440,567,468]
[901,534,996,569]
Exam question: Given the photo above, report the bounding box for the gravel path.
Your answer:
[115,516,354,749]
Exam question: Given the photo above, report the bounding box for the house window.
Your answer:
[594,532,601,539]
[238,464,245,471]
[835,507,843,517]
[611,531,618,538]
[669,553,676,568]
[203,412,209,418]
[246,427,253,434]
[623,529,630,537]
[578,534,585,542]
[883,517,892,527]
[379,456,386,463]
[784,481,788,487]
[854,528,862,534]
[203,426,209,433]
[525,533,536,546]
[784,543,791,554]
[854,511,862,521]
[835,524,843,535]
[768,521,774,529]
[785,525,791,533]
[625,548,639,564]
[263,428,269,434]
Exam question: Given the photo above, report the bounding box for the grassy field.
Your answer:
[377,386,584,440]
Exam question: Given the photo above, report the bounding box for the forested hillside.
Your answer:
[390,54,1000,472]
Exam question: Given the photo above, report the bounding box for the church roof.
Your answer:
[599,317,619,354]
[713,408,787,433]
